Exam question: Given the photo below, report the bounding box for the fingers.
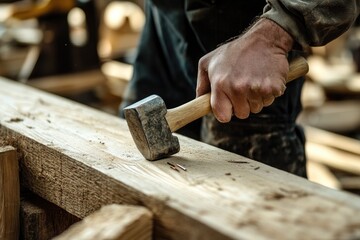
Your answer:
[200,76,286,121]
[196,57,211,97]
[211,91,233,123]
[230,80,286,119]
[273,83,287,98]
[248,99,263,114]
[195,49,288,122]
[262,96,275,107]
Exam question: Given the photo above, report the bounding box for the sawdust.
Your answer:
[236,218,259,228]
[227,160,249,164]
[6,117,23,123]
[262,188,310,201]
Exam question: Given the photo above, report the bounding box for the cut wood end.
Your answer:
[53,204,153,240]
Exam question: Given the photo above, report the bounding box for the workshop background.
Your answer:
[1,0,360,194]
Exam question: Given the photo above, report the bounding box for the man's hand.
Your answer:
[196,18,294,122]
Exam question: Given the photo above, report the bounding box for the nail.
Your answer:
[170,166,179,172]
[176,164,187,171]
[167,162,176,167]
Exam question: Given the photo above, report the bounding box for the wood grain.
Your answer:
[27,69,106,96]
[306,142,360,175]
[53,204,152,240]
[20,191,80,240]
[0,146,19,240]
[305,126,360,155]
[1,77,360,239]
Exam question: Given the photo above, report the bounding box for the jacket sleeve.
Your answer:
[262,0,360,47]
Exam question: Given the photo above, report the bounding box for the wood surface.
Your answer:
[27,69,107,96]
[298,100,360,132]
[307,161,340,190]
[306,142,360,175]
[0,146,19,240]
[101,61,133,98]
[53,204,152,240]
[1,77,360,239]
[20,191,80,240]
[305,126,360,155]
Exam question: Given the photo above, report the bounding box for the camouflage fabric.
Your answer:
[201,114,307,177]
[263,0,360,47]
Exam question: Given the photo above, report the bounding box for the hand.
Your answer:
[196,18,294,122]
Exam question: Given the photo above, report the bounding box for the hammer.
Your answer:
[124,57,309,160]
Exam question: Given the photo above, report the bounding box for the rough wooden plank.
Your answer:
[305,126,360,155]
[20,191,80,240]
[1,77,360,240]
[27,69,106,96]
[307,161,341,190]
[306,142,360,175]
[53,204,152,240]
[298,100,360,132]
[0,146,19,240]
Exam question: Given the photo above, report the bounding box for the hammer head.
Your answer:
[124,95,180,160]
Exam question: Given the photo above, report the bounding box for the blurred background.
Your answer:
[0,0,359,194]
[0,0,144,111]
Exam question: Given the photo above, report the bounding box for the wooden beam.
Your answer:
[27,69,107,96]
[101,61,132,98]
[307,161,341,190]
[20,191,80,240]
[306,142,360,175]
[0,146,20,240]
[298,100,360,132]
[1,77,360,239]
[53,204,152,240]
[305,126,360,155]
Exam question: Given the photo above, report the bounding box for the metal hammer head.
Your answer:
[124,95,180,160]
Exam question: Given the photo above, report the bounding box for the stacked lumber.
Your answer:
[300,28,360,193]
[53,205,152,240]
[1,77,360,239]
[306,28,360,96]
[0,146,19,240]
[305,126,360,192]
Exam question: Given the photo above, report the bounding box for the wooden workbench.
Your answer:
[1,77,360,239]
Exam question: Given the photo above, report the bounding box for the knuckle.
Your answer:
[198,56,208,70]
[258,87,273,97]
[213,77,227,89]
[272,85,285,97]
[233,81,250,95]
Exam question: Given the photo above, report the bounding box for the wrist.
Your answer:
[248,18,294,53]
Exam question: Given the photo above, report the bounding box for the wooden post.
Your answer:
[53,204,152,240]
[306,142,360,175]
[20,191,80,240]
[307,161,341,189]
[0,146,19,240]
[305,126,360,155]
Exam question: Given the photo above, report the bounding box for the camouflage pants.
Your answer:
[201,114,307,178]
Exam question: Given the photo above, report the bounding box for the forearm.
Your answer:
[262,0,360,47]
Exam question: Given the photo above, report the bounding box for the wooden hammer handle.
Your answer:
[166,56,309,132]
